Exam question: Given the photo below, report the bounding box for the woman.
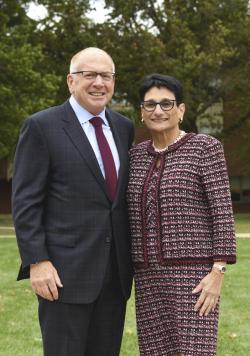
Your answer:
[127,73,236,356]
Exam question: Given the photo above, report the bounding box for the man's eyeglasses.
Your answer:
[71,71,115,82]
[141,99,176,112]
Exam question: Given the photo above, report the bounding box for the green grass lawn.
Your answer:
[0,214,13,226]
[234,213,250,233]
[0,214,249,355]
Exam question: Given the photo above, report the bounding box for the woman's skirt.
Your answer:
[134,263,219,356]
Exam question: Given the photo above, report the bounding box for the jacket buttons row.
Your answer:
[106,236,111,243]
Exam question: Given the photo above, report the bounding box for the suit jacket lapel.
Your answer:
[61,101,109,199]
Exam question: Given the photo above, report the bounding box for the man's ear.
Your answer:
[67,74,74,94]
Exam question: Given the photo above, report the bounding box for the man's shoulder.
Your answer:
[28,101,69,125]
[106,108,134,128]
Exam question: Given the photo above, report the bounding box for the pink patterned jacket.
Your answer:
[127,133,236,269]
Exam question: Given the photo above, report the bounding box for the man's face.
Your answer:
[67,52,115,115]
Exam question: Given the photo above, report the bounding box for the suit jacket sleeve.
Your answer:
[12,117,50,268]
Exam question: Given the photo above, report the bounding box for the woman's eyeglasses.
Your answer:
[141,99,176,112]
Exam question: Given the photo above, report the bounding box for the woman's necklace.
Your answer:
[152,130,186,153]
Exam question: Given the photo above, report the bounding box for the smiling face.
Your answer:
[67,49,115,115]
[141,86,185,134]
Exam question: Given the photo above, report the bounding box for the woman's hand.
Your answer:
[192,269,224,316]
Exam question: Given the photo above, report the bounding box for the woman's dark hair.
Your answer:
[139,73,184,105]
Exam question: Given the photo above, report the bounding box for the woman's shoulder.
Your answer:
[189,133,223,150]
[129,140,151,155]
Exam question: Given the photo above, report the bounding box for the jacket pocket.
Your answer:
[45,231,77,247]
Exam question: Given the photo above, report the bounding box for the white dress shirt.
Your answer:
[69,95,120,178]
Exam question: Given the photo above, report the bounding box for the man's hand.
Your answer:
[192,269,224,316]
[30,260,63,301]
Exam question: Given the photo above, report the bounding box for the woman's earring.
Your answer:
[179,117,183,123]
[141,117,144,123]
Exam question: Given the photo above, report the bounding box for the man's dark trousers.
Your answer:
[38,246,126,356]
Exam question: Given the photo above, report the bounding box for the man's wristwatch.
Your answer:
[212,264,226,274]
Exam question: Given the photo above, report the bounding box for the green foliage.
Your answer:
[111,103,138,123]
[33,0,96,102]
[1,0,250,159]
[102,0,250,132]
[0,1,59,159]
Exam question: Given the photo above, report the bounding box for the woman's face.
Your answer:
[141,86,185,134]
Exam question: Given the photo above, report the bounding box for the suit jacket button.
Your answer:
[106,236,111,243]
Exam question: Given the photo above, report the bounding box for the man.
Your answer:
[12,47,134,356]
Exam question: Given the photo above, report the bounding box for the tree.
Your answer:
[2,0,249,158]
[0,0,59,159]
[100,0,250,132]
[30,0,96,103]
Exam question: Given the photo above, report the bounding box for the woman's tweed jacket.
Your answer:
[127,133,236,269]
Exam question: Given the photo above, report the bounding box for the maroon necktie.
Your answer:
[90,117,117,201]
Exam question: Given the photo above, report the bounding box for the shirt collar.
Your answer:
[69,95,108,125]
